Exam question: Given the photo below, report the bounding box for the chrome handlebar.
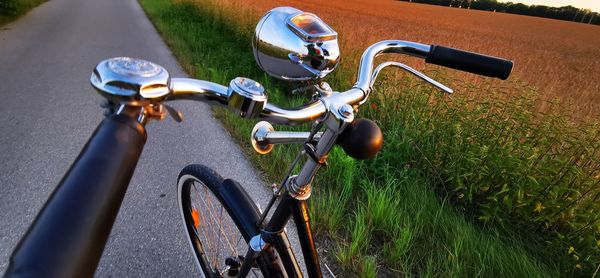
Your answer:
[167,40,434,126]
[354,40,431,93]
[169,78,230,103]
[94,39,513,126]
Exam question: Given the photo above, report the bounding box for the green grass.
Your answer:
[139,0,599,276]
[0,0,45,26]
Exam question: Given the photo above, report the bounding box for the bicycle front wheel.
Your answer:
[178,164,277,277]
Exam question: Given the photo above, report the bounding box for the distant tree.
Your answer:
[398,0,599,25]
[589,12,599,24]
[529,5,548,17]
[471,0,497,11]
[491,1,510,12]
[578,9,591,23]
[506,3,529,15]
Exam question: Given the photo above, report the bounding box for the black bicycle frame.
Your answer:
[263,193,322,278]
[234,191,322,278]
[238,119,344,278]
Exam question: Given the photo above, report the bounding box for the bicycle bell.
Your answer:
[227,77,267,119]
[253,7,340,82]
[91,57,171,106]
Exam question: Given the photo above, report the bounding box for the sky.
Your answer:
[507,0,600,12]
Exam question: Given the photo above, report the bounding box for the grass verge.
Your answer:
[0,0,45,26]
[139,0,598,275]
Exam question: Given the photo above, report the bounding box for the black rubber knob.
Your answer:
[337,118,383,160]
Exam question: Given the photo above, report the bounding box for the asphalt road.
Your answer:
[0,0,290,276]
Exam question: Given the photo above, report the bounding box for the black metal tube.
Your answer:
[264,194,295,234]
[216,179,286,277]
[271,232,302,278]
[237,246,260,278]
[5,114,147,278]
[292,200,322,278]
[264,194,323,278]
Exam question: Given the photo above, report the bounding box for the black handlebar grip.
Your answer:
[5,114,147,278]
[426,45,513,80]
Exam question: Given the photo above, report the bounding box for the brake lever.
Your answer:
[371,61,453,94]
[164,104,184,122]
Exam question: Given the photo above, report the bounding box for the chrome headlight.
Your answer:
[253,7,340,82]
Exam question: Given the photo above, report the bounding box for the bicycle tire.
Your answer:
[177,164,283,277]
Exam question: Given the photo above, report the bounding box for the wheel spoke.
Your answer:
[216,207,223,269]
[179,168,266,277]
[191,180,244,273]
[194,184,216,257]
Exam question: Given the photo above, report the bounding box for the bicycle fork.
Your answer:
[238,196,317,278]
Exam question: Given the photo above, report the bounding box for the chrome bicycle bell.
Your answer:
[253,7,340,82]
[91,57,171,105]
[228,77,267,119]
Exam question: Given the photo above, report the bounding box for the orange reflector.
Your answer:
[192,208,200,229]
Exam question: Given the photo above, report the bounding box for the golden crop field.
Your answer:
[208,0,600,118]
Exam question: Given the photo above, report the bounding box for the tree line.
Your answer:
[400,0,600,25]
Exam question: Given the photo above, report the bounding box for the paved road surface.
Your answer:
[0,0,296,276]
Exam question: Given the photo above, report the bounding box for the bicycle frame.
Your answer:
[238,105,353,278]
[261,194,322,278]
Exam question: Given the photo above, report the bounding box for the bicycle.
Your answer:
[175,7,513,278]
[5,6,512,278]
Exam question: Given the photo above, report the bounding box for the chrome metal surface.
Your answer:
[286,176,312,201]
[259,101,327,125]
[227,77,267,119]
[257,87,365,125]
[321,93,356,124]
[253,7,339,81]
[115,104,148,125]
[371,62,453,94]
[88,40,441,128]
[287,116,342,200]
[251,121,275,155]
[91,57,171,105]
[169,78,229,103]
[167,78,360,126]
[317,82,333,97]
[354,40,431,93]
[338,104,353,118]
[263,131,323,145]
[251,121,324,154]
[329,102,354,123]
